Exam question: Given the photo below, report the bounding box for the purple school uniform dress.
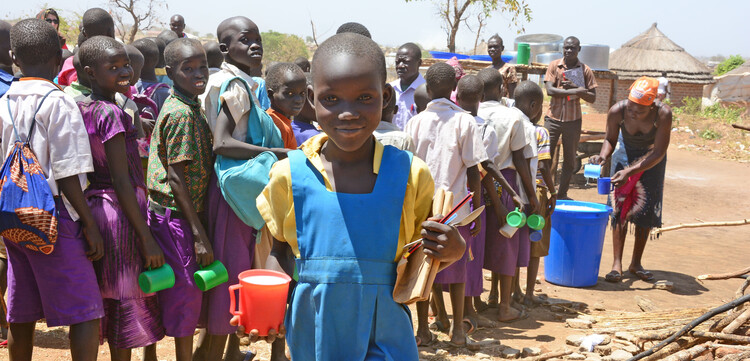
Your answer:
[483,168,529,276]
[197,174,256,335]
[79,99,165,348]
[290,119,320,146]
[465,189,487,296]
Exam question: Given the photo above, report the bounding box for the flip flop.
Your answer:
[429,319,450,333]
[446,336,481,351]
[498,308,528,323]
[605,270,623,283]
[629,269,655,281]
[462,318,477,335]
[415,332,436,347]
[0,340,7,349]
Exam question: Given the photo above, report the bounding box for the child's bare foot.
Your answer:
[498,305,527,323]
[269,351,288,361]
[522,294,543,308]
[415,328,436,347]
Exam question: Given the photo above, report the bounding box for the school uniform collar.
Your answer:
[221,62,259,92]
[19,77,63,90]
[171,88,201,109]
[301,133,385,176]
[68,81,92,94]
[425,97,468,113]
[556,58,582,70]
[390,73,425,93]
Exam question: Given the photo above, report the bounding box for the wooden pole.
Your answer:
[698,266,750,280]
[651,219,750,237]
[690,330,750,343]
[732,124,750,132]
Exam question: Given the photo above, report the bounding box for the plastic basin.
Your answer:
[544,200,612,287]
[429,51,470,60]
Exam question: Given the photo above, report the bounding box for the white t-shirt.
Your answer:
[200,62,261,142]
[390,74,426,131]
[1,79,94,220]
[477,101,527,170]
[405,98,488,218]
[658,76,669,95]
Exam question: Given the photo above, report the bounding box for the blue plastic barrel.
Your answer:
[429,51,470,60]
[544,200,612,287]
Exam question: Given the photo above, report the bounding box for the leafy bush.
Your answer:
[673,97,743,123]
[261,31,309,65]
[699,129,721,140]
[715,55,745,76]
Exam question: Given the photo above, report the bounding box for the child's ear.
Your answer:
[382,83,394,111]
[306,84,314,106]
[10,51,19,68]
[219,42,228,54]
[84,65,95,79]
[165,65,174,80]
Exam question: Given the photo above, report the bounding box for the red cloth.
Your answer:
[613,171,644,224]
[57,56,77,86]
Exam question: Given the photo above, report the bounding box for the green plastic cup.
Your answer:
[527,214,546,231]
[517,43,531,65]
[506,207,527,228]
[139,264,175,293]
[194,260,229,292]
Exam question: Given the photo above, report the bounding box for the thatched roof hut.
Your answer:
[609,23,714,84]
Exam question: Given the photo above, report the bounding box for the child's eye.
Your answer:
[109,66,117,71]
[322,95,337,103]
[358,95,373,102]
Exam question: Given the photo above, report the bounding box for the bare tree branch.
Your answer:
[109,0,166,44]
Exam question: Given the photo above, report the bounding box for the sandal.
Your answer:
[462,318,477,335]
[446,336,481,351]
[429,319,450,333]
[498,308,528,323]
[415,332,436,347]
[0,340,7,349]
[605,270,623,283]
[629,269,655,282]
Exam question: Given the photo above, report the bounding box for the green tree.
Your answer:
[715,55,745,76]
[405,0,532,53]
[262,30,309,64]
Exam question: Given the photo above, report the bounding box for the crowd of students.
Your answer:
[0,6,672,361]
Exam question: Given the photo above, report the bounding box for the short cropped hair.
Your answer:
[266,62,304,93]
[513,80,544,102]
[203,41,224,68]
[133,38,159,68]
[424,62,456,91]
[158,29,179,45]
[294,57,310,72]
[457,75,483,99]
[164,38,204,68]
[81,8,114,37]
[398,42,422,59]
[312,32,385,83]
[10,19,60,66]
[78,36,123,68]
[477,67,503,92]
[336,22,371,39]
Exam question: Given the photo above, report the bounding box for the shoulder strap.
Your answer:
[143,83,169,98]
[7,88,61,144]
[217,76,254,116]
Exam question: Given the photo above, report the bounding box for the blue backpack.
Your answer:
[214,77,284,229]
[0,89,60,254]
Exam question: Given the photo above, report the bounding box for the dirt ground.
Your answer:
[3,115,750,360]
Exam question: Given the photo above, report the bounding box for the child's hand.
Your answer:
[231,316,285,343]
[611,169,631,187]
[589,155,606,165]
[194,237,214,267]
[512,194,525,210]
[141,119,155,135]
[141,235,165,269]
[547,194,557,216]
[470,217,482,237]
[82,223,105,261]
[420,218,466,264]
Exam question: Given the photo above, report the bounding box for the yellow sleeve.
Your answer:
[256,159,300,257]
[395,156,435,260]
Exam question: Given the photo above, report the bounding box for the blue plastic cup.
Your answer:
[529,230,543,242]
[584,164,602,179]
[597,177,613,195]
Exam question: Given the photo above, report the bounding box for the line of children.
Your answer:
[290,73,320,146]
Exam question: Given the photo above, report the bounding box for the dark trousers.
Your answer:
[544,117,582,198]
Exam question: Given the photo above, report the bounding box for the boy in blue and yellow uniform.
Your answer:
[242,32,466,360]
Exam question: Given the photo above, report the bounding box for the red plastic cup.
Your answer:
[229,269,292,336]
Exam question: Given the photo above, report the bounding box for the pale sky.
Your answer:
[4,0,749,58]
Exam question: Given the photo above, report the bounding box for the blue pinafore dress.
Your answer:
[286,146,419,361]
